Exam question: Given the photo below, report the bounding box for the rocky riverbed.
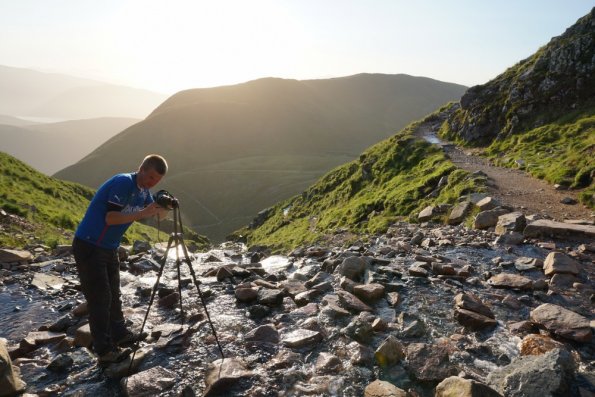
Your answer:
[0,207,594,396]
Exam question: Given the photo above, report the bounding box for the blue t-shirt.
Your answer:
[75,173,154,249]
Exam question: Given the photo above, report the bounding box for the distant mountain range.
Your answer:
[54,73,467,240]
[0,117,140,174]
[0,65,167,119]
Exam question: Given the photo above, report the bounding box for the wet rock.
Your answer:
[508,320,538,336]
[235,287,258,302]
[158,292,180,308]
[454,293,495,319]
[304,271,330,288]
[375,335,405,367]
[105,349,148,378]
[339,256,366,281]
[46,353,74,372]
[408,262,429,277]
[72,301,88,317]
[132,240,151,254]
[448,201,473,225]
[0,249,32,263]
[487,273,533,290]
[530,303,592,342]
[435,376,502,397]
[406,342,457,381]
[0,338,26,396]
[543,252,579,276]
[48,314,77,332]
[364,379,407,397]
[494,231,524,245]
[336,290,373,312]
[487,348,576,397]
[432,262,456,276]
[74,324,93,348]
[353,283,385,302]
[549,273,580,290]
[315,352,342,374]
[400,319,426,338]
[257,288,284,306]
[520,334,567,356]
[339,276,357,293]
[121,365,176,397]
[215,266,234,281]
[514,257,543,271]
[386,292,400,307]
[282,329,323,348]
[454,308,497,331]
[347,341,374,367]
[19,330,66,354]
[30,272,65,290]
[341,313,374,343]
[294,289,321,306]
[524,219,595,240]
[245,324,279,344]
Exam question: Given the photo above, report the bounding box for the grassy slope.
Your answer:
[0,152,209,249]
[236,115,486,251]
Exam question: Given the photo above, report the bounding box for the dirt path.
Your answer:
[416,128,594,222]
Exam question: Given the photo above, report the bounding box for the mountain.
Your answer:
[441,7,594,204]
[0,65,167,119]
[0,117,140,175]
[54,74,467,241]
[0,114,39,127]
[237,8,595,250]
[0,151,203,248]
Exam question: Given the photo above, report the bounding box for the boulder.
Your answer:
[244,324,279,344]
[235,287,258,302]
[418,205,436,222]
[338,256,367,281]
[257,288,284,306]
[524,219,595,240]
[448,201,474,225]
[476,196,501,211]
[0,338,26,397]
[543,252,579,276]
[282,329,323,348]
[374,335,404,366]
[74,324,93,348]
[495,212,526,235]
[454,308,497,331]
[0,249,32,263]
[454,293,495,319]
[203,358,253,397]
[121,365,176,396]
[520,334,567,356]
[364,380,407,397]
[487,273,533,290]
[315,352,342,374]
[406,342,457,381]
[530,304,592,342]
[336,290,373,312]
[347,341,374,367]
[353,283,385,302]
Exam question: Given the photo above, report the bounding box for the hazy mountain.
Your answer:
[0,117,140,174]
[0,114,39,127]
[239,8,595,250]
[54,73,466,240]
[0,65,167,119]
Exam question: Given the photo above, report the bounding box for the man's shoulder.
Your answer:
[107,173,135,187]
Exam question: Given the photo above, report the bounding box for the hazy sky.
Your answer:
[1,0,592,94]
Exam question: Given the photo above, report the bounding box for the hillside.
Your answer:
[0,152,208,249]
[0,117,140,174]
[54,74,467,241]
[0,65,167,120]
[441,8,595,206]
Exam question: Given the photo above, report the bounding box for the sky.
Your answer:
[1,0,592,94]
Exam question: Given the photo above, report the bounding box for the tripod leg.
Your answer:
[125,234,175,378]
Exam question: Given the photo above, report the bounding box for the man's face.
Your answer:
[137,167,163,189]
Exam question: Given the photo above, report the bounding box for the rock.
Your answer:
[353,283,385,302]
[0,338,26,396]
[374,335,404,366]
[406,343,457,381]
[494,231,524,245]
[487,349,576,397]
[315,352,342,374]
[0,249,32,263]
[487,273,533,290]
[72,301,88,317]
[336,290,373,312]
[215,266,234,281]
[158,292,180,308]
[338,256,367,281]
[549,273,580,289]
[530,303,592,342]
[408,262,429,277]
[495,212,526,235]
[74,324,93,348]
[20,331,66,353]
[257,288,284,306]
[435,376,502,397]
[476,197,501,211]
[448,201,473,225]
[341,313,374,343]
[524,219,595,240]
[473,208,510,229]
[520,334,567,356]
[454,308,497,331]
[339,276,357,293]
[203,358,253,396]
[418,205,436,222]
[30,272,65,290]
[132,240,151,254]
[364,380,407,397]
[121,365,176,396]
[235,287,258,302]
[282,329,323,348]
[454,293,495,319]
[543,252,579,276]
[431,262,456,276]
[245,324,279,344]
[514,257,543,271]
[386,292,400,307]
[347,341,374,367]
[104,349,148,378]
[46,353,74,372]
[267,350,302,370]
[560,197,577,205]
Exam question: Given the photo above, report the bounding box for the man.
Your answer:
[72,154,170,365]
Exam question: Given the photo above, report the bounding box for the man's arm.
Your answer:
[105,202,168,225]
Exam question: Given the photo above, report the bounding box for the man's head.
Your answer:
[137,154,168,189]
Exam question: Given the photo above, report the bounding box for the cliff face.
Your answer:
[446,7,595,144]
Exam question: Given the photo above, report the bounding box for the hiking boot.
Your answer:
[114,330,147,346]
[98,347,132,366]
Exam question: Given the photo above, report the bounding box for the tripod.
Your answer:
[127,204,224,377]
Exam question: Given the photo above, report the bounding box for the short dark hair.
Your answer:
[140,154,168,175]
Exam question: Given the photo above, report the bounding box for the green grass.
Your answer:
[234,119,486,251]
[0,152,210,249]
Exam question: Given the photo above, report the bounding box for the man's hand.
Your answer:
[144,202,170,220]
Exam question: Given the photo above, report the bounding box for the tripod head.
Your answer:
[154,189,179,209]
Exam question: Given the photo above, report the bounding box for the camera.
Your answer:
[154,189,179,209]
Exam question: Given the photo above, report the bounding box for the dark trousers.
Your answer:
[72,238,127,355]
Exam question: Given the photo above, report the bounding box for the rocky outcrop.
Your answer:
[0,339,26,397]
